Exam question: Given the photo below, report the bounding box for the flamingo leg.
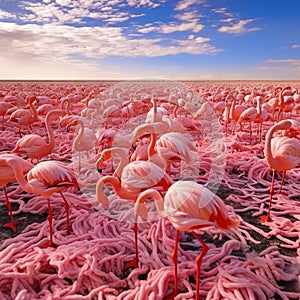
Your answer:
[78,152,81,174]
[191,232,208,300]
[164,229,179,300]
[46,197,54,247]
[59,191,70,234]
[260,169,276,222]
[278,171,286,195]
[258,122,262,142]
[3,187,17,232]
[124,217,139,270]
[171,229,179,296]
[18,124,22,137]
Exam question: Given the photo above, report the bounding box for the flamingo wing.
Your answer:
[270,136,300,169]
[13,134,46,154]
[121,160,173,190]
[27,161,79,195]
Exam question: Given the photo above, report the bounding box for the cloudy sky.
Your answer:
[0,0,299,80]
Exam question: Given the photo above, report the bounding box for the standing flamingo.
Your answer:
[96,147,173,269]
[237,96,261,142]
[66,118,96,172]
[7,95,39,136]
[0,154,34,232]
[3,158,80,247]
[0,101,13,130]
[134,181,239,300]
[11,109,66,163]
[262,119,300,222]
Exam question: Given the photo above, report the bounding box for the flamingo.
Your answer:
[278,86,293,120]
[11,109,66,163]
[3,158,80,247]
[254,99,271,142]
[96,128,131,151]
[228,93,247,134]
[96,147,173,269]
[130,124,198,174]
[145,97,168,124]
[66,118,96,172]
[0,154,34,232]
[262,119,300,222]
[0,101,13,130]
[237,96,262,142]
[134,181,239,300]
[7,95,39,136]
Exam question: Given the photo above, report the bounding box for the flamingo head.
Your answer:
[96,148,113,173]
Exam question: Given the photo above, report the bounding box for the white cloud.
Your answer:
[175,0,204,11]
[267,59,300,65]
[212,7,234,18]
[258,59,300,75]
[291,44,300,49]
[220,18,234,23]
[0,21,220,66]
[138,21,204,34]
[174,10,201,22]
[0,9,16,19]
[126,0,164,8]
[218,19,260,34]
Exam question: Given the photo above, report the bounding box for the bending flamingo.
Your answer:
[237,96,261,142]
[4,158,80,247]
[130,124,198,173]
[7,95,39,136]
[96,147,173,269]
[11,109,65,163]
[135,180,239,300]
[262,119,300,222]
[0,154,34,232]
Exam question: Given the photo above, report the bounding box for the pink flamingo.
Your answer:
[66,118,96,172]
[262,119,300,222]
[11,109,66,163]
[237,96,262,142]
[278,86,293,120]
[0,154,34,232]
[130,124,198,174]
[134,180,239,300]
[228,93,247,134]
[0,101,13,130]
[7,95,39,136]
[96,147,173,269]
[96,128,131,151]
[5,158,80,247]
[254,99,271,142]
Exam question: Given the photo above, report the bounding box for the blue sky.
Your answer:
[0,0,299,80]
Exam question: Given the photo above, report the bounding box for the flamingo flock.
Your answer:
[0,80,300,299]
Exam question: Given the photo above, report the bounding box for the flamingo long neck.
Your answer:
[44,110,60,152]
[148,131,158,158]
[151,97,157,123]
[264,123,284,167]
[229,97,236,119]
[173,104,179,118]
[111,148,129,178]
[74,120,84,149]
[136,189,165,218]
[9,160,31,194]
[61,98,71,115]
[256,97,262,117]
[28,96,38,121]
